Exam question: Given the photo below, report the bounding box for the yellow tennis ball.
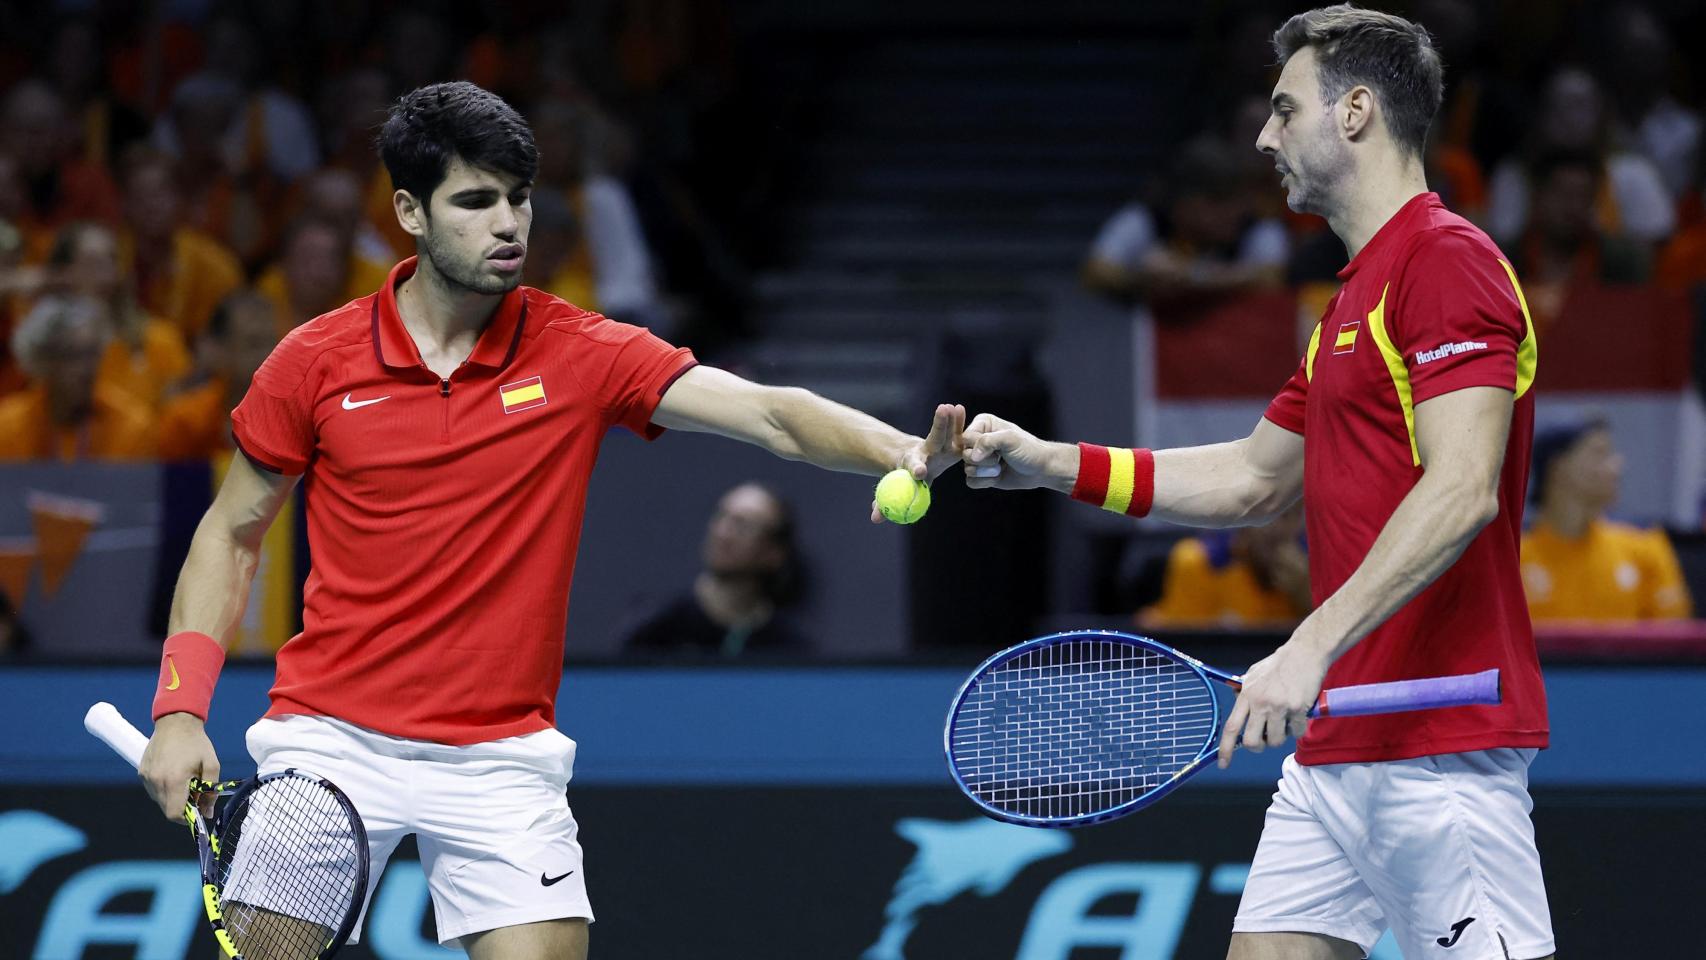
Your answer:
[875,469,931,524]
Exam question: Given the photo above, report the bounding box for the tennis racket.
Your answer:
[944,630,1501,828]
[84,702,370,960]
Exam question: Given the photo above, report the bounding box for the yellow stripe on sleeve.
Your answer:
[1497,259,1539,399]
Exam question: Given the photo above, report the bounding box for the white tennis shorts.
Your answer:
[245,714,592,945]
[1233,748,1554,959]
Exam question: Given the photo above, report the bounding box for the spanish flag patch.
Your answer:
[1332,320,1360,355]
[499,375,548,414]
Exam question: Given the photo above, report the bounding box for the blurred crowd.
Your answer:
[1086,1,1706,328]
[0,0,754,464]
[0,1,1701,657]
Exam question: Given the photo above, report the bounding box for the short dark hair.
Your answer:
[377,81,538,208]
[1530,416,1611,504]
[1272,4,1444,160]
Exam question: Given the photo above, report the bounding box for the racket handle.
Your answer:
[85,701,149,770]
[1311,668,1501,718]
[971,463,1002,478]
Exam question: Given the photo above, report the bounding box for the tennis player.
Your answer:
[960,7,1552,959]
[137,81,965,959]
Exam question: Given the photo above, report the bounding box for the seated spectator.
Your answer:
[1521,419,1692,621]
[530,98,667,330]
[2,80,123,263]
[523,187,597,308]
[1140,505,1310,629]
[1510,150,1652,329]
[1083,136,1287,309]
[318,67,414,261]
[120,148,245,339]
[622,483,808,656]
[297,168,397,276]
[1601,4,1699,202]
[159,291,280,460]
[0,590,29,658]
[1656,158,1706,294]
[48,222,189,409]
[0,296,156,461]
[257,217,378,333]
[1486,67,1675,248]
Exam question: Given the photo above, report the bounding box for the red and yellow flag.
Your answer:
[499,375,548,414]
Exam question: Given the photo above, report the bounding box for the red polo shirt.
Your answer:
[231,258,696,744]
[1264,193,1547,764]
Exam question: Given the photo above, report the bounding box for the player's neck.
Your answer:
[396,257,501,356]
[1539,497,1598,539]
[1332,155,1429,260]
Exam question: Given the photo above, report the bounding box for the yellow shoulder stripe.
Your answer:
[1304,321,1323,382]
[1497,259,1539,399]
[1364,283,1421,467]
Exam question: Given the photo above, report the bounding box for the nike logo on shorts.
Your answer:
[541,870,575,886]
[342,393,390,410]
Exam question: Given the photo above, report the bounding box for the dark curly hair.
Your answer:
[377,81,538,212]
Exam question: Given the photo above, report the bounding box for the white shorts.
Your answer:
[1233,749,1554,960]
[246,714,592,945]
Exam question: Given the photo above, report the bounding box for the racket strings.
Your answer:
[950,638,1218,821]
[217,775,363,958]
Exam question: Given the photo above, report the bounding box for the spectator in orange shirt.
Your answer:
[2,80,124,263]
[48,222,189,409]
[119,148,245,339]
[0,296,155,461]
[1140,505,1310,629]
[257,217,375,333]
[158,291,280,461]
[1521,419,1693,621]
[254,173,391,332]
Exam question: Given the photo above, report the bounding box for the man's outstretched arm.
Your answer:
[961,412,1305,528]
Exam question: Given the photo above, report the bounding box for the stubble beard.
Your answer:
[422,227,522,296]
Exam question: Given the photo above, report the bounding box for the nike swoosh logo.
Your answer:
[341,393,391,410]
[165,656,180,691]
[541,870,574,886]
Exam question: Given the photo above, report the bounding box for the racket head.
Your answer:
[945,630,1225,828]
[207,770,370,959]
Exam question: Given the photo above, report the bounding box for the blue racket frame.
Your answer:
[944,630,1239,828]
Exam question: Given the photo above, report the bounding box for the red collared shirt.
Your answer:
[231,257,696,744]
[1265,193,1547,764]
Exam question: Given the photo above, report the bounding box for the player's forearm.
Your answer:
[1019,436,1296,527]
[1293,471,1498,662]
[165,517,263,648]
[763,386,913,475]
[1149,439,1299,528]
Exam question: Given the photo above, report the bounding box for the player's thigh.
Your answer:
[1233,756,1388,953]
[1226,931,1363,960]
[244,716,410,934]
[1343,749,1553,960]
[414,729,592,943]
[460,918,588,960]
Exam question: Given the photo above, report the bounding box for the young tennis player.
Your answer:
[958,7,1553,958]
[137,81,965,960]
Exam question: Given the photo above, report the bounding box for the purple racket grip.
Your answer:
[1310,668,1501,718]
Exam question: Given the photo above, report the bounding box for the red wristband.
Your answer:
[1069,443,1154,518]
[152,631,226,721]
